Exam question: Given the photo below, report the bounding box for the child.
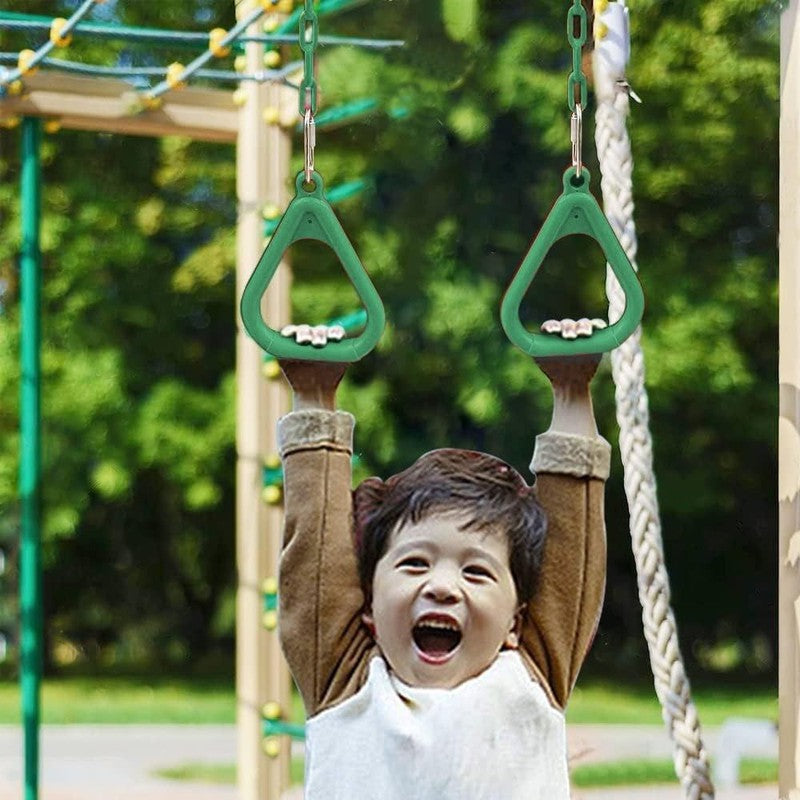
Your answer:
[276,321,609,799]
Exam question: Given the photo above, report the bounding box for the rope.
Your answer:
[591,4,715,799]
[0,16,402,51]
[143,4,264,102]
[0,0,100,87]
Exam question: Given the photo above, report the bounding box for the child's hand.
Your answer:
[281,324,346,347]
[534,319,604,435]
[540,317,606,340]
[278,325,348,410]
[535,318,605,387]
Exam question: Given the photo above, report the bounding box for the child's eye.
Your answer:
[464,564,495,580]
[398,557,428,570]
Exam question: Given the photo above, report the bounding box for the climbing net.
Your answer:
[0,1,401,109]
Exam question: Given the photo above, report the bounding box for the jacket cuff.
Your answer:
[531,432,611,480]
[277,409,355,457]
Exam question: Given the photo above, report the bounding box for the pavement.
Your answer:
[0,723,778,799]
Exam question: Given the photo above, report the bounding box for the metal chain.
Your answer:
[567,0,588,177]
[299,0,318,115]
[299,0,318,183]
[567,0,588,111]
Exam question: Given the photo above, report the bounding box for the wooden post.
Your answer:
[781,2,800,797]
[234,4,293,800]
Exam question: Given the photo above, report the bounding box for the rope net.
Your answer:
[592,8,715,798]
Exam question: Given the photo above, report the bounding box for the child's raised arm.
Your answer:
[518,321,610,710]
[277,333,373,716]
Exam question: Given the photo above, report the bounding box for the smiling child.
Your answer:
[276,323,609,799]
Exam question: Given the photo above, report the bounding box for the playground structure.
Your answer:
[0,1,793,799]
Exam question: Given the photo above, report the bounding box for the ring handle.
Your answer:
[240,172,385,362]
[501,168,644,356]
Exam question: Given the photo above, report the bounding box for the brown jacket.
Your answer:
[278,410,609,718]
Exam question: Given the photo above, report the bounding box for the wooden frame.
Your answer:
[1,71,239,142]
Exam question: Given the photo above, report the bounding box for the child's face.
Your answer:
[362,511,520,689]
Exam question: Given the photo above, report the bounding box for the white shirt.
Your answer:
[304,651,570,800]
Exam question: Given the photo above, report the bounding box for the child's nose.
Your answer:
[423,568,461,603]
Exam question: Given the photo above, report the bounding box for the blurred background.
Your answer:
[0,0,778,789]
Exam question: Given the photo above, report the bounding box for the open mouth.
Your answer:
[412,615,462,661]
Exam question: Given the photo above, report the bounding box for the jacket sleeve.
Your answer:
[277,409,374,717]
[519,431,610,710]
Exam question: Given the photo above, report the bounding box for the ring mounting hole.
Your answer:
[302,180,317,192]
[570,174,586,188]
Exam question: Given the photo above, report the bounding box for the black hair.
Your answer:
[353,449,547,605]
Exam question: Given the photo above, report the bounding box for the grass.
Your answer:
[154,757,304,785]
[154,757,777,789]
[0,674,775,725]
[0,674,236,724]
[570,757,777,788]
[565,681,777,726]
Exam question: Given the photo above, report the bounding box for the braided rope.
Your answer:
[592,31,715,800]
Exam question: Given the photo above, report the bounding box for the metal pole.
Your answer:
[780,2,800,796]
[19,116,42,800]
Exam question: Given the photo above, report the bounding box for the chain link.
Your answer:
[298,0,318,116]
[567,0,588,111]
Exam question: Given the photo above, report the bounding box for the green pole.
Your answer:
[19,116,42,800]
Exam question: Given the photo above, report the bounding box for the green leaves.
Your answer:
[442,0,479,43]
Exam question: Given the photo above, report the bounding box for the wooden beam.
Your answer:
[0,72,238,142]
[235,6,293,800]
[781,2,800,797]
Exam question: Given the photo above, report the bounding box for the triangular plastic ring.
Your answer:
[240,171,385,362]
[501,167,644,356]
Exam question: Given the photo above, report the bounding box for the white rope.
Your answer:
[592,3,714,797]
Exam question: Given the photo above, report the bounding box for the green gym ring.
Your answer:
[240,171,385,362]
[501,167,644,357]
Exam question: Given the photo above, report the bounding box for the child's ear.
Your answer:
[361,610,376,638]
[504,607,524,650]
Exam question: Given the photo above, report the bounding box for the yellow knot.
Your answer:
[234,55,247,73]
[263,50,282,69]
[262,359,282,379]
[262,738,280,758]
[594,0,610,12]
[262,203,282,220]
[166,62,186,89]
[262,485,282,505]
[263,106,281,125]
[262,701,282,720]
[264,453,281,470]
[262,610,278,630]
[44,119,61,134]
[209,28,230,58]
[232,88,248,107]
[18,49,38,76]
[261,576,279,595]
[0,116,20,130]
[50,18,72,47]
[143,95,163,111]
[595,21,609,40]
[7,80,24,96]
[263,16,280,33]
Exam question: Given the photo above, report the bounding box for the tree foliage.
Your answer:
[0,0,778,680]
